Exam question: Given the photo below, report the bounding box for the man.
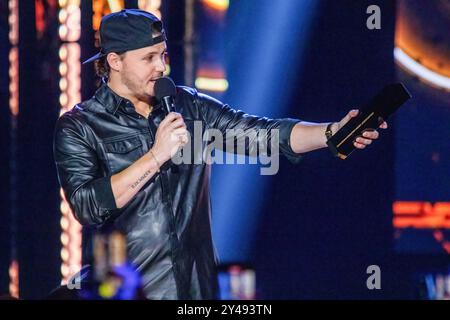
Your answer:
[53,9,387,300]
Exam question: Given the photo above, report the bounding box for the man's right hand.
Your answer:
[109,112,188,209]
[151,112,189,163]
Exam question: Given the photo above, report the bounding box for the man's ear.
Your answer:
[106,52,123,72]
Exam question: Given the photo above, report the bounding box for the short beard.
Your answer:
[122,70,149,102]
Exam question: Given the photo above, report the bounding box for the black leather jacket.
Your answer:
[53,83,302,299]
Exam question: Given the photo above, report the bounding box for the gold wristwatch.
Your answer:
[325,123,334,140]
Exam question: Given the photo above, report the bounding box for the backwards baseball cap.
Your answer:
[83,9,166,64]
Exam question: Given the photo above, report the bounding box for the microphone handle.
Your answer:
[162,96,175,115]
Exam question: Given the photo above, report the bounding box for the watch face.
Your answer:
[325,124,333,139]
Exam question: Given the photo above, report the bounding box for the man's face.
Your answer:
[119,42,167,100]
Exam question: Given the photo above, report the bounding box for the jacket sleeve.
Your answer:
[53,114,118,226]
[196,92,303,164]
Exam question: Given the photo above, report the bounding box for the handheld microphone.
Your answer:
[153,76,180,173]
[327,83,412,159]
[154,76,177,115]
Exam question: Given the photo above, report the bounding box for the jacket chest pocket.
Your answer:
[103,137,144,174]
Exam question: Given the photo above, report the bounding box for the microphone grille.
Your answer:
[155,76,176,100]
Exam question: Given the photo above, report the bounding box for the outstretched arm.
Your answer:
[289,109,388,154]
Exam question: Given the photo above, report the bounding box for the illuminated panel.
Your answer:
[195,65,228,92]
[195,65,229,92]
[138,0,162,19]
[60,189,82,283]
[195,77,229,92]
[202,0,229,12]
[93,0,125,31]
[8,0,19,116]
[107,0,124,13]
[195,1,228,94]
[35,0,45,39]
[394,48,450,92]
[393,201,450,229]
[58,1,81,42]
[58,0,82,285]
[394,201,450,254]
[8,260,19,299]
[8,0,19,299]
[59,44,81,116]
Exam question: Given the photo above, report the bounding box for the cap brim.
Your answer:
[82,51,106,64]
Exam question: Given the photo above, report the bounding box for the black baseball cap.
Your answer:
[83,9,166,64]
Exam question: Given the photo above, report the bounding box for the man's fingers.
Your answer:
[165,112,182,122]
[339,109,359,128]
[362,130,379,140]
[344,109,359,122]
[170,131,189,147]
[354,141,366,149]
[179,134,189,145]
[349,109,359,117]
[380,122,388,129]
[169,118,186,130]
[170,128,189,142]
[172,127,188,136]
[160,112,182,128]
[355,137,372,145]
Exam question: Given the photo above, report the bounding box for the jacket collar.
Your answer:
[94,83,128,115]
[94,82,163,115]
